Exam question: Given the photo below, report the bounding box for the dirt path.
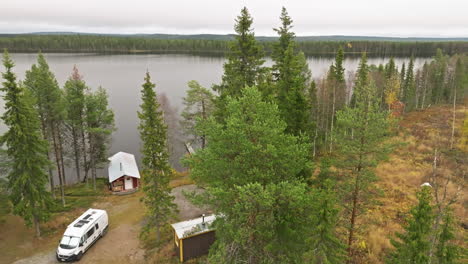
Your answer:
[10,184,204,264]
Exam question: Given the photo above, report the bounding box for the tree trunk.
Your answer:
[40,119,55,199]
[450,88,457,149]
[81,120,88,182]
[72,127,81,182]
[347,171,360,263]
[329,85,336,153]
[51,125,65,206]
[33,214,41,237]
[57,126,67,186]
[201,99,206,149]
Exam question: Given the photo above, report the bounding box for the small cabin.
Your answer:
[108,152,141,193]
[171,214,216,262]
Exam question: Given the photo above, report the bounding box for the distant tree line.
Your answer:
[1,34,468,56]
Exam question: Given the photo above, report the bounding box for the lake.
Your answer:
[1,53,430,183]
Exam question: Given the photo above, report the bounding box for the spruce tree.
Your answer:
[435,209,460,264]
[403,57,416,111]
[350,52,370,107]
[453,57,467,104]
[272,7,295,78]
[272,7,311,136]
[306,180,347,264]
[213,7,265,121]
[0,50,52,237]
[138,72,176,242]
[387,185,434,264]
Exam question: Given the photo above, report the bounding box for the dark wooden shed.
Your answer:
[171,214,217,262]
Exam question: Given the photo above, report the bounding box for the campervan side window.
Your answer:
[95,223,99,230]
[86,227,94,238]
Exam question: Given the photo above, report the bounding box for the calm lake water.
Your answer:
[0,53,430,183]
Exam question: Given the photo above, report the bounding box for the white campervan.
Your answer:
[56,208,108,262]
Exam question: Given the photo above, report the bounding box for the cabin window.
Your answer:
[95,223,99,230]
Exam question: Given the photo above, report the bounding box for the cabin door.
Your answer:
[132,178,138,188]
[124,177,133,190]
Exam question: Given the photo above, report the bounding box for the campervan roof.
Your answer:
[64,208,106,237]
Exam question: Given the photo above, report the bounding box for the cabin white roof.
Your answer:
[108,152,141,183]
[171,214,216,239]
[64,208,106,237]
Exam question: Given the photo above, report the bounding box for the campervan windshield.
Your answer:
[59,236,80,249]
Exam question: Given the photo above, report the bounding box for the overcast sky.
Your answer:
[2,0,467,37]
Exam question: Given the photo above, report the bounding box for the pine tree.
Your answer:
[187,86,311,188]
[213,7,265,121]
[334,80,392,262]
[84,87,114,190]
[24,53,67,205]
[180,80,215,149]
[306,180,347,264]
[186,87,313,263]
[0,50,52,237]
[138,72,176,242]
[387,185,434,264]
[63,66,88,182]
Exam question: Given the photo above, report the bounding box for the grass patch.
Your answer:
[51,178,109,213]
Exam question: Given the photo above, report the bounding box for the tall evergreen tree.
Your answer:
[403,57,416,111]
[453,57,467,104]
[431,49,448,104]
[271,7,295,79]
[306,180,347,264]
[213,7,265,121]
[84,87,114,190]
[272,7,311,136]
[334,80,392,262]
[435,209,460,264]
[0,50,52,237]
[138,72,176,242]
[63,66,87,182]
[180,80,215,149]
[350,52,370,107]
[387,185,434,264]
[24,53,67,205]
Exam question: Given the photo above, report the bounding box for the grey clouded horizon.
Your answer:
[2,0,468,37]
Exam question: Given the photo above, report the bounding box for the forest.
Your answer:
[1,6,467,264]
[1,33,468,56]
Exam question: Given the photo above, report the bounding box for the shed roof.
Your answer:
[108,152,141,183]
[171,214,216,239]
